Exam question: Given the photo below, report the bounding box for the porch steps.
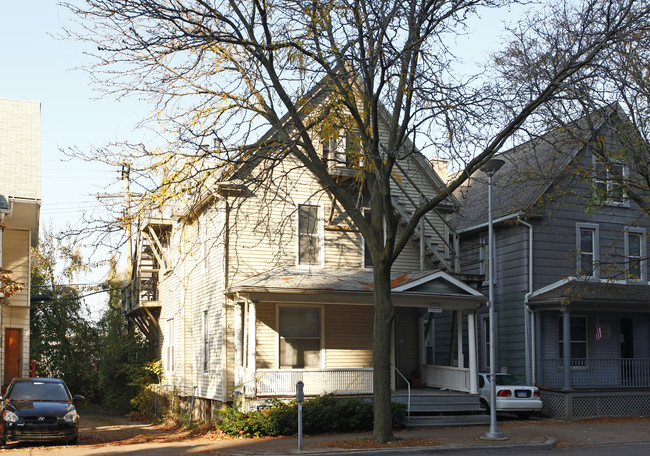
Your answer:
[392,390,488,428]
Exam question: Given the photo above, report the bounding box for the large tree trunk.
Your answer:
[372,263,395,443]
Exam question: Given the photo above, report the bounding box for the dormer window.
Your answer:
[593,157,628,206]
[321,129,360,171]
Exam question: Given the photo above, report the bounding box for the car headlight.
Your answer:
[2,410,19,423]
[63,410,79,424]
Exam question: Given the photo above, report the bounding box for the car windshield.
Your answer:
[494,374,524,386]
[7,381,70,401]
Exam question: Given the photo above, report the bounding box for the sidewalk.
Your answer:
[2,416,649,455]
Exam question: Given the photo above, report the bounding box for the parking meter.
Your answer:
[297,381,304,449]
[296,381,304,402]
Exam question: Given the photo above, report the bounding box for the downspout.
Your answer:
[518,217,534,385]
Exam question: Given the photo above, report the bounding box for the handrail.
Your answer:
[394,366,411,418]
[393,159,458,246]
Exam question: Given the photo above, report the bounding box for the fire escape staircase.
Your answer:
[122,219,172,343]
[389,162,458,274]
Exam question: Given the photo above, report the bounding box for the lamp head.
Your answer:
[481,158,505,176]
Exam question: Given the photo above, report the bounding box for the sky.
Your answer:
[0,1,152,315]
[0,1,522,314]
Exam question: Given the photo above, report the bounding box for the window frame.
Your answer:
[296,203,324,267]
[625,227,646,282]
[576,223,599,278]
[202,309,209,373]
[166,318,175,372]
[593,156,629,207]
[277,305,324,369]
[558,314,588,366]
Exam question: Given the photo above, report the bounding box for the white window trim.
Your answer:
[202,309,209,374]
[296,203,324,267]
[276,304,325,369]
[576,223,600,279]
[166,318,175,372]
[593,156,629,207]
[480,313,497,371]
[625,227,647,282]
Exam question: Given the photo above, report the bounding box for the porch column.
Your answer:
[562,309,571,391]
[467,311,478,394]
[234,301,243,390]
[247,300,257,397]
[456,310,464,368]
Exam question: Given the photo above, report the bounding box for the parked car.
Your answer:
[0,378,83,446]
[478,372,542,419]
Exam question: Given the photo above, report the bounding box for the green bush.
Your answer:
[216,395,407,438]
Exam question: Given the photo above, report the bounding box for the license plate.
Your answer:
[515,391,529,398]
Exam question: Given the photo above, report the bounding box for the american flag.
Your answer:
[596,315,602,342]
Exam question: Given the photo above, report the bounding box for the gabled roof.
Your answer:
[226,266,485,309]
[451,106,620,233]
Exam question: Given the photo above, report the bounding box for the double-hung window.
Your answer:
[558,315,587,361]
[625,228,646,281]
[594,157,627,206]
[576,224,599,278]
[279,307,321,368]
[297,204,322,266]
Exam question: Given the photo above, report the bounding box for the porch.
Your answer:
[539,358,650,389]
[245,365,476,397]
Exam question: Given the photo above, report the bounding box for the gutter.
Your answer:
[455,212,524,235]
[518,217,534,385]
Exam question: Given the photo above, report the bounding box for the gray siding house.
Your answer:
[452,107,650,419]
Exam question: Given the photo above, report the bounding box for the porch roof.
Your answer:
[527,277,650,312]
[226,267,485,310]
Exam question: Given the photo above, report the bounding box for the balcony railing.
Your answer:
[539,358,650,389]
[254,368,373,397]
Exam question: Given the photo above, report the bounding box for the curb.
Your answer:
[224,439,557,455]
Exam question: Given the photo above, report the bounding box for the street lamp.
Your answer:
[482,158,505,440]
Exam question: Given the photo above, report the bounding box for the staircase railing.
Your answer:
[394,366,411,418]
[390,161,458,272]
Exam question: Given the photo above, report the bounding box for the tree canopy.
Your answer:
[63,0,650,442]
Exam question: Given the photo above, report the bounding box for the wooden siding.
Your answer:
[324,305,373,368]
[256,303,277,369]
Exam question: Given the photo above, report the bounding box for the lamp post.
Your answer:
[482,158,505,440]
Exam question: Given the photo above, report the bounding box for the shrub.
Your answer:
[216,395,407,437]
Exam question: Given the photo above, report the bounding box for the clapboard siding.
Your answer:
[324,305,373,368]
[256,303,277,369]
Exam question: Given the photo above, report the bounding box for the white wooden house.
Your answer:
[122,94,486,418]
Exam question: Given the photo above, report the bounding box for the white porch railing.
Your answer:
[422,365,472,392]
[254,368,373,397]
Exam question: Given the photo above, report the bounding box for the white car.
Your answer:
[478,372,542,419]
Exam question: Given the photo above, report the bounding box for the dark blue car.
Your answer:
[0,378,83,446]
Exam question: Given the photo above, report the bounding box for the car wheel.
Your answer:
[516,411,532,420]
[480,399,490,413]
[0,438,5,448]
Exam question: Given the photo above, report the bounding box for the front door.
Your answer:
[619,318,633,385]
[4,329,21,385]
